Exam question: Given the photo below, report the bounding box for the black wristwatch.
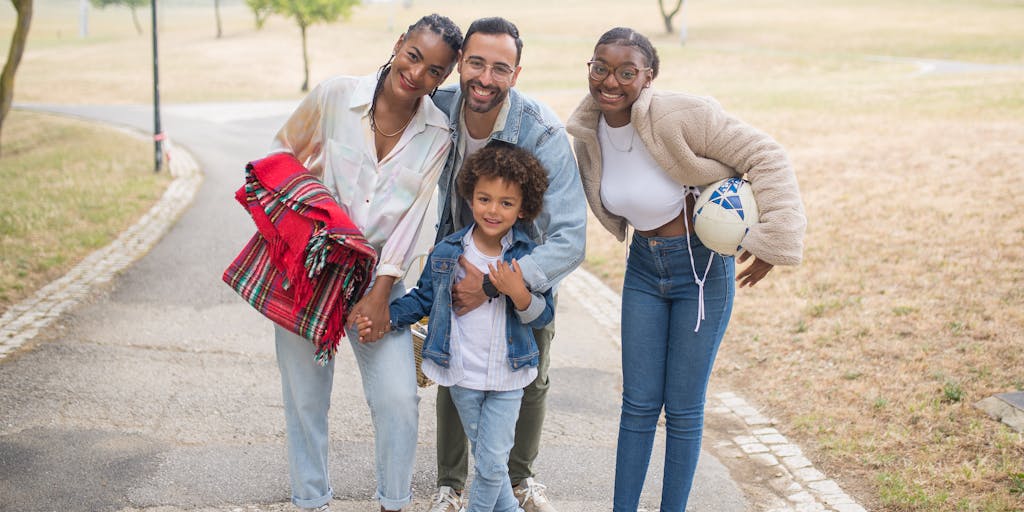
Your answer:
[482,274,501,298]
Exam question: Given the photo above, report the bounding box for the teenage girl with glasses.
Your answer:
[566,27,807,512]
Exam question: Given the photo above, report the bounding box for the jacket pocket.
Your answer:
[430,257,457,275]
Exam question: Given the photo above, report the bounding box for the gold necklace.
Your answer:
[372,110,416,138]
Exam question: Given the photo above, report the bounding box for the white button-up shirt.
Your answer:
[270,74,452,278]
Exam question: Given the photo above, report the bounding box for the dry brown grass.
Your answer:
[0,110,169,311]
[3,0,1023,509]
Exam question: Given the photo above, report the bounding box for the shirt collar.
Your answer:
[458,93,512,141]
[349,73,449,131]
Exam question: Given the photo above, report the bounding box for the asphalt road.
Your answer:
[0,103,747,512]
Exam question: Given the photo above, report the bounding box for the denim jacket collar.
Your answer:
[441,222,535,250]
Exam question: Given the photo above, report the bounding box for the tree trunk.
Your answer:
[130,4,143,35]
[0,0,33,157]
[658,0,683,34]
[214,0,222,38]
[300,22,309,92]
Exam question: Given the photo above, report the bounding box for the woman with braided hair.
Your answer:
[268,14,463,512]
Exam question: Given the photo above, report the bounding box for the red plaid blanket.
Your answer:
[222,153,377,363]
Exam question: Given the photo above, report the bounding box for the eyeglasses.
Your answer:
[587,61,651,85]
[463,56,516,83]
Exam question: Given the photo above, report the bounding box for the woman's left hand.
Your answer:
[349,275,396,343]
[736,250,773,288]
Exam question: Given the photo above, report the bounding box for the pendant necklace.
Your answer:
[605,124,635,153]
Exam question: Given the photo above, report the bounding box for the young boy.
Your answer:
[357,141,553,512]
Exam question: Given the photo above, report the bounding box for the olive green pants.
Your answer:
[435,314,556,490]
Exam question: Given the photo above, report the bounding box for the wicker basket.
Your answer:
[410,318,434,388]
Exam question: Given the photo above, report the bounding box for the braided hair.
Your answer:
[594,27,660,79]
[368,14,463,131]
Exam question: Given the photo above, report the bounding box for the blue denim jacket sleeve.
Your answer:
[516,127,588,293]
[389,256,436,329]
[514,288,555,329]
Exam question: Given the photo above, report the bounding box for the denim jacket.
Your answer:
[389,224,555,370]
[431,86,588,293]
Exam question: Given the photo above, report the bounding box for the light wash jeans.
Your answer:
[448,385,524,512]
[275,281,419,510]
[613,233,735,512]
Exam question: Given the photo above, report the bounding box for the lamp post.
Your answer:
[151,0,163,172]
[79,0,88,38]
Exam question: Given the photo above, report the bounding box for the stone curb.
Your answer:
[559,269,866,512]
[0,135,202,361]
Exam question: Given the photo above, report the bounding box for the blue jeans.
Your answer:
[449,385,524,512]
[275,281,419,510]
[613,233,735,512]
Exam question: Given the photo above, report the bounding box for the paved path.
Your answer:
[0,104,863,512]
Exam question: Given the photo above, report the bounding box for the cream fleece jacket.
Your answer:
[566,87,807,266]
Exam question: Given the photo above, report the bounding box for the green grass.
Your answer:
[0,111,169,309]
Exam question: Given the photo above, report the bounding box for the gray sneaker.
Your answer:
[513,478,557,512]
[300,504,330,512]
[428,485,464,512]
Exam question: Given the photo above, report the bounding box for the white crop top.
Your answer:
[598,117,691,231]
[599,116,714,333]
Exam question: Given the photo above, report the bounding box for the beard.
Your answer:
[461,78,508,114]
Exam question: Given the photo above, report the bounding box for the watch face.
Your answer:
[483,275,500,298]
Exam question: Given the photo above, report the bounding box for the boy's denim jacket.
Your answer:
[389,224,555,370]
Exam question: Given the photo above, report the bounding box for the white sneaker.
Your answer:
[300,504,330,512]
[428,485,464,512]
[513,478,557,512]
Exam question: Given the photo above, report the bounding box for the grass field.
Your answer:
[2,0,1024,509]
[0,111,169,311]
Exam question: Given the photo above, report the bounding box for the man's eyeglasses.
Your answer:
[463,57,516,83]
[587,61,651,85]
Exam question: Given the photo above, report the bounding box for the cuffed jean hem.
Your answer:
[293,490,332,509]
[377,490,414,511]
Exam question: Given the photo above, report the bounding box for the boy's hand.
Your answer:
[349,313,376,342]
[349,275,395,343]
[488,259,532,311]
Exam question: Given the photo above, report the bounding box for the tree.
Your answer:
[267,0,359,92]
[0,0,32,156]
[658,0,684,34]
[244,0,274,29]
[90,0,147,35]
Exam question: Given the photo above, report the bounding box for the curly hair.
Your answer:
[456,141,548,222]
